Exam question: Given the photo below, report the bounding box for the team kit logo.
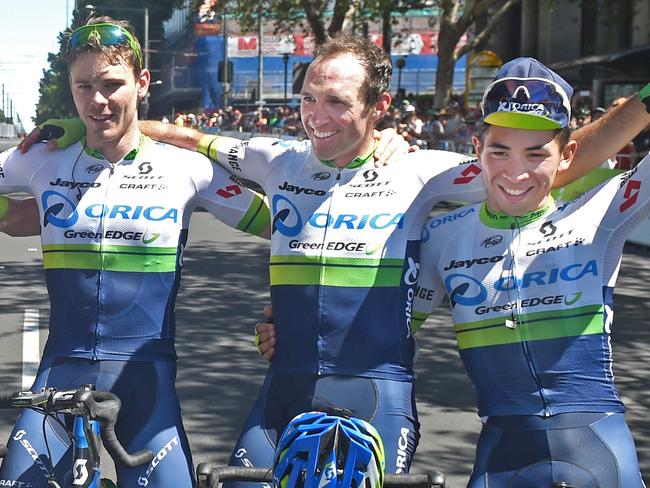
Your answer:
[445,260,597,313]
[271,194,404,237]
[41,190,178,229]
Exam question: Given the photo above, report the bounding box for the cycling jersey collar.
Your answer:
[320,142,376,169]
[479,199,555,229]
[82,133,150,161]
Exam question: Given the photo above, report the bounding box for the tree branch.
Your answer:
[457,0,523,57]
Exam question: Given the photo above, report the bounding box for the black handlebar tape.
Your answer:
[205,467,272,488]
[101,425,154,467]
[82,390,154,467]
[38,125,65,141]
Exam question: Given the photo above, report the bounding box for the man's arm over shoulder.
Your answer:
[0,196,40,237]
[557,94,650,187]
[192,159,271,239]
[407,150,487,203]
[140,120,291,185]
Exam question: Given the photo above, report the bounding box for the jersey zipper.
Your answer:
[315,167,343,374]
[92,163,115,360]
[509,218,552,416]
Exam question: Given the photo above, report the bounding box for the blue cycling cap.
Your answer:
[482,57,573,130]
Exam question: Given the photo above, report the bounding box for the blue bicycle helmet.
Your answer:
[273,411,385,488]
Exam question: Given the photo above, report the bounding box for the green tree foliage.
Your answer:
[34,0,183,124]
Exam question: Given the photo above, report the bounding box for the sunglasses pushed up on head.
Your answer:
[67,22,143,70]
[481,77,572,130]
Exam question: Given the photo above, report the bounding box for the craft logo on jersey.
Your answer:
[0,166,6,178]
[42,190,178,228]
[271,194,404,237]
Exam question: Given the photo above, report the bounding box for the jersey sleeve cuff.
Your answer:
[197,134,220,160]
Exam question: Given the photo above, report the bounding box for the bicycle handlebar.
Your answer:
[195,465,446,488]
[0,387,154,468]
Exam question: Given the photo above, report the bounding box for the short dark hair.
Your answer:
[313,33,392,108]
[66,16,143,78]
[475,122,571,150]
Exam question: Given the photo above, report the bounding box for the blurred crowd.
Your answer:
[571,97,650,170]
[166,91,650,165]
[168,106,307,139]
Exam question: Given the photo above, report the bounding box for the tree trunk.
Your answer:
[301,0,327,44]
[382,5,392,54]
[328,0,352,35]
[434,16,460,108]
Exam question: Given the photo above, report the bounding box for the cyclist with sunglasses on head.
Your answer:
[413,58,650,487]
[0,17,271,487]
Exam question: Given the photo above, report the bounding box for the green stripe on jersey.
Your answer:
[43,243,178,272]
[235,194,270,237]
[270,255,404,287]
[455,305,604,350]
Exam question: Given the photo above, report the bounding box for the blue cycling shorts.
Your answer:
[467,412,645,488]
[0,357,195,487]
[225,372,420,488]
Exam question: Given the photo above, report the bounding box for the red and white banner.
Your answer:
[225,32,464,57]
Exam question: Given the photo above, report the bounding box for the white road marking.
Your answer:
[22,309,40,390]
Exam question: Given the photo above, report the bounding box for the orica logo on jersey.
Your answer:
[404,257,419,337]
[403,257,419,285]
[42,190,79,228]
[421,207,476,243]
[271,194,404,237]
[445,260,598,307]
[42,191,178,229]
[272,194,303,237]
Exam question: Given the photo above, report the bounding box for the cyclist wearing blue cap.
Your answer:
[414,57,650,487]
[0,16,271,487]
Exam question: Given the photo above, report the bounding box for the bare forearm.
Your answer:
[556,96,650,187]
[0,197,40,237]
[139,120,204,150]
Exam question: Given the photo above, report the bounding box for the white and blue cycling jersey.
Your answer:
[0,137,269,361]
[414,154,650,417]
[200,135,487,381]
